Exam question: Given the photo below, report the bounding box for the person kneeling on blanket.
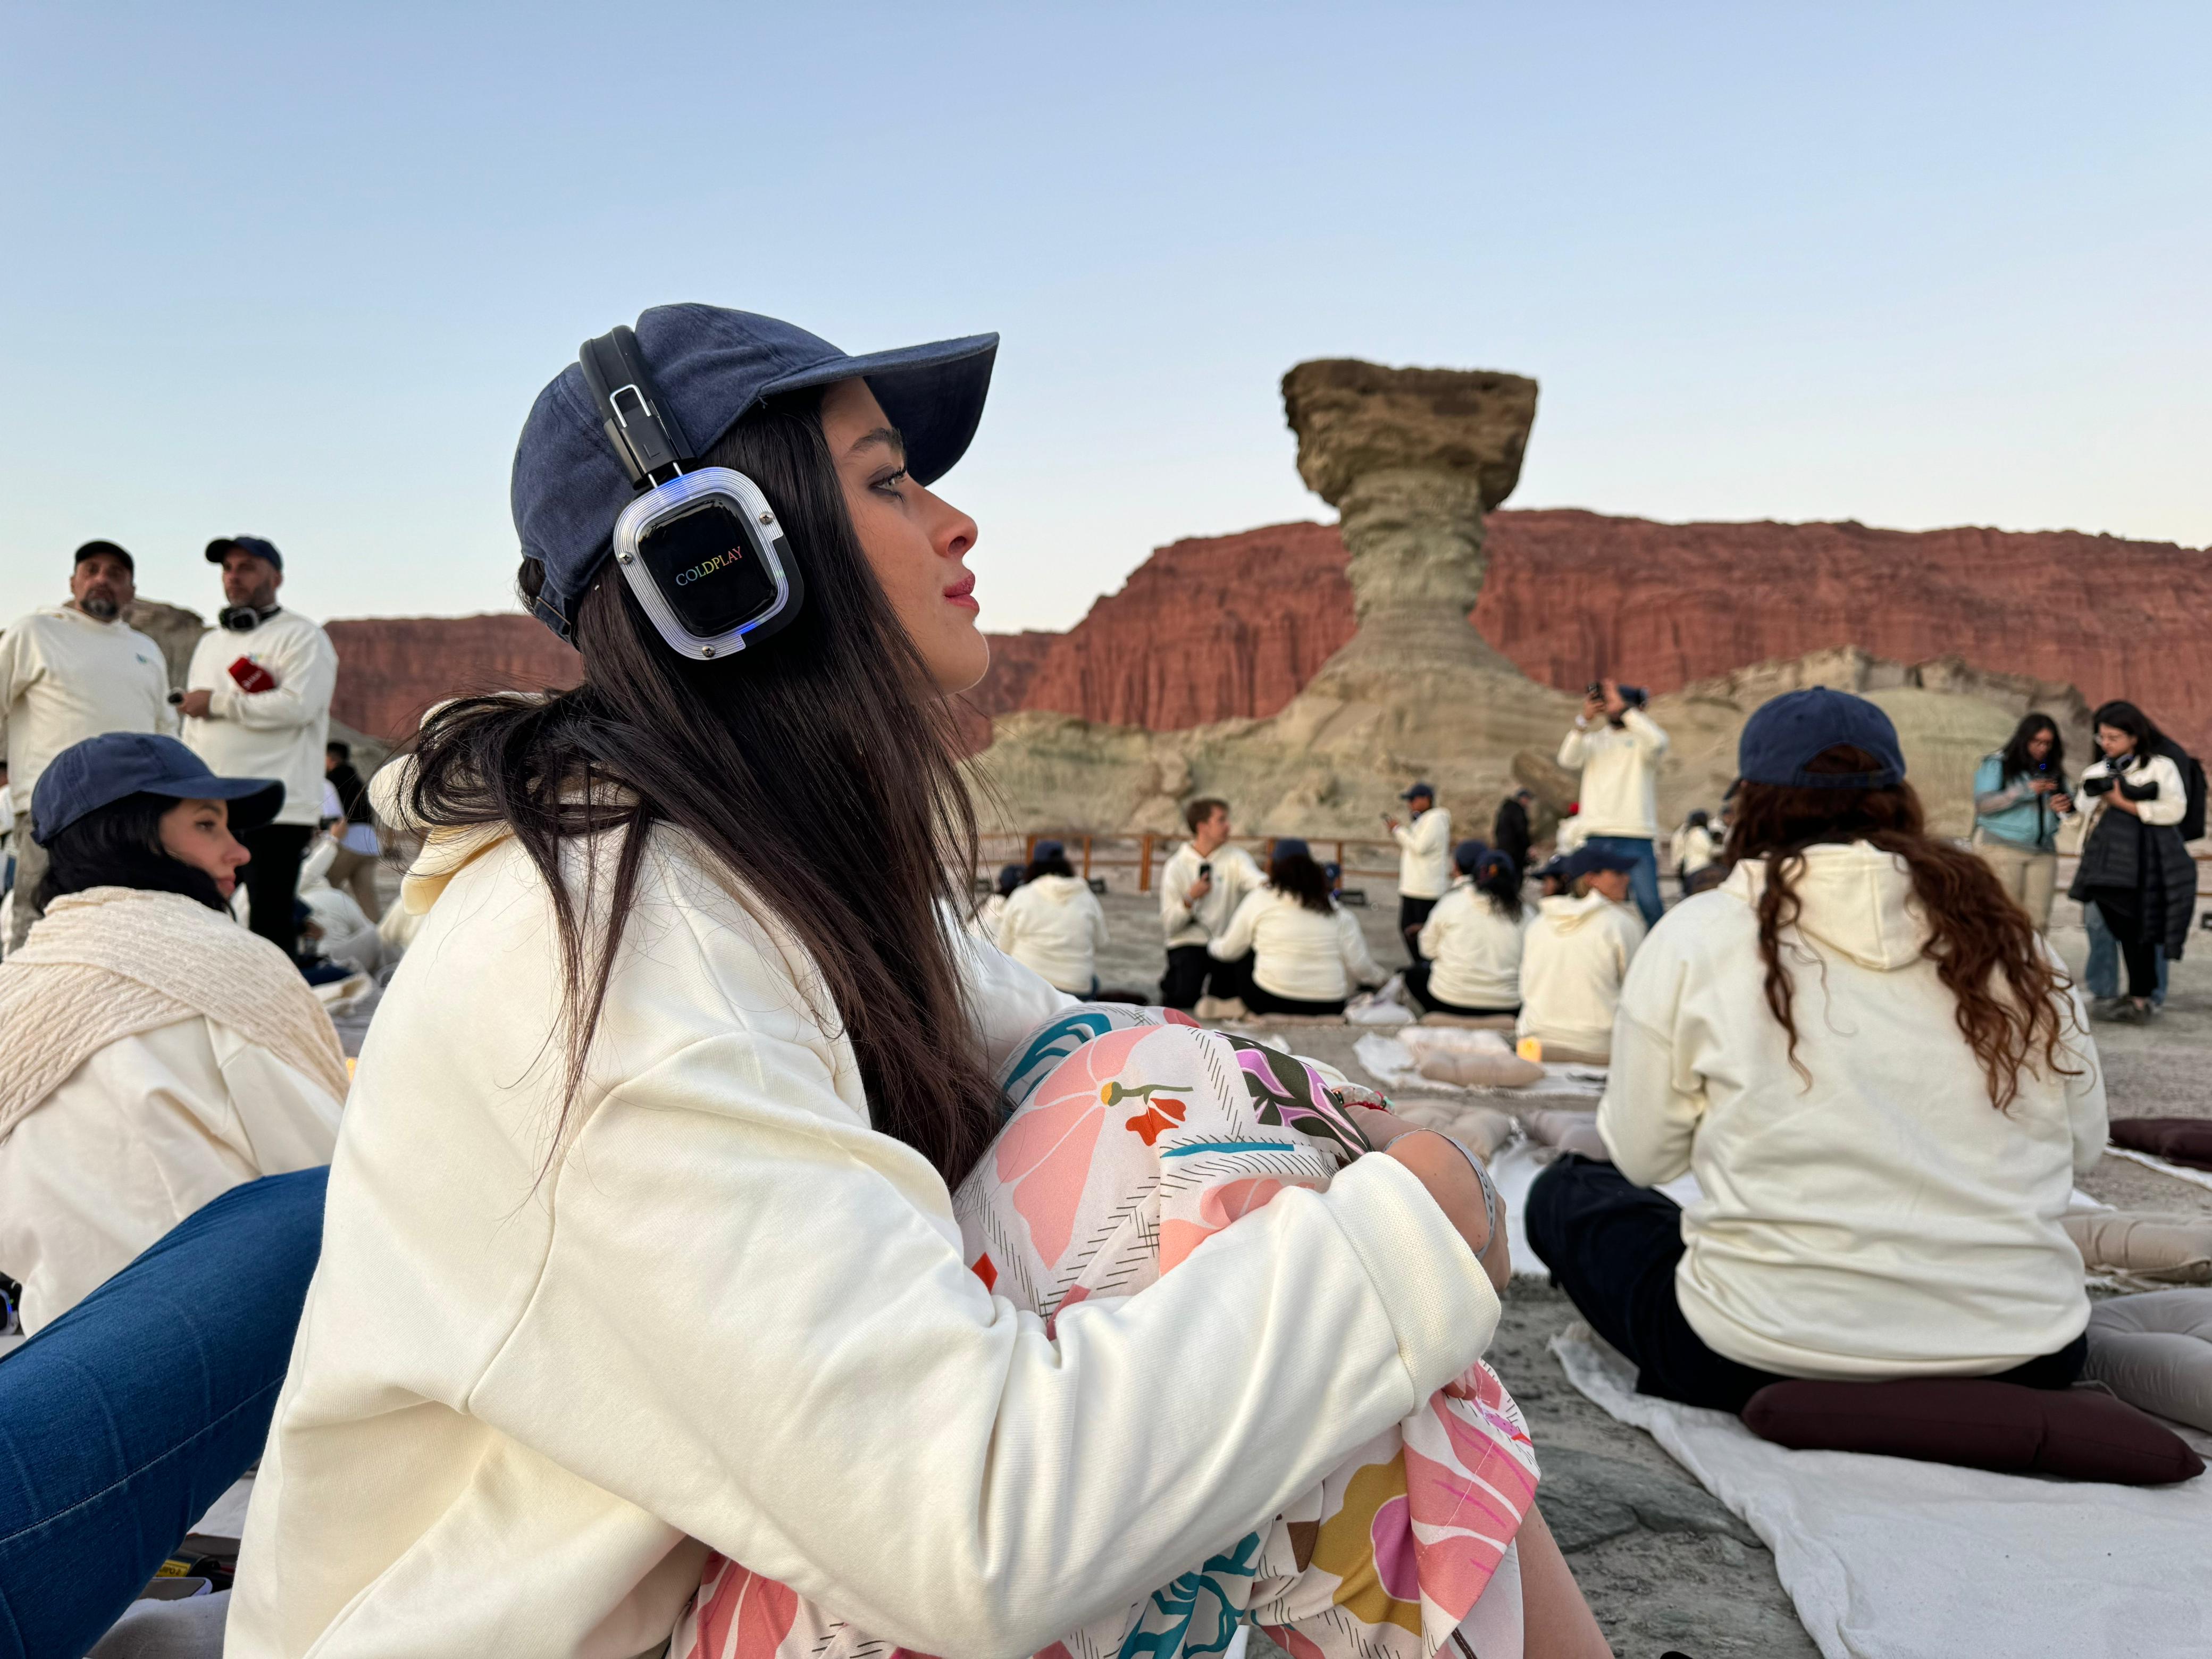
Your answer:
[1531,689,2107,1414]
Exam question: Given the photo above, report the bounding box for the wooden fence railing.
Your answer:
[975,833,1403,894]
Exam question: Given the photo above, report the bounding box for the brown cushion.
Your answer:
[2109,1118,2212,1171]
[1741,1378,2205,1486]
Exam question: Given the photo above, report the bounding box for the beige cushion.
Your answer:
[2086,1289,2212,1432]
[1525,1109,1610,1161]
[1415,1048,1546,1089]
[1386,1097,1516,1160]
[2063,1213,2212,1284]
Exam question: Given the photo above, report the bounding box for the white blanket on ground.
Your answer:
[2107,1144,2212,1194]
[1553,1327,2212,1659]
[1353,1032,1606,1100]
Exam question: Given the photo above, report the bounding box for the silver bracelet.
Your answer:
[1375,1128,1500,1247]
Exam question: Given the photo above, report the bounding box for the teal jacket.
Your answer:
[1973,753,2064,852]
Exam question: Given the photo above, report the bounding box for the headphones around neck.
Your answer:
[577,326,805,660]
[219,602,282,632]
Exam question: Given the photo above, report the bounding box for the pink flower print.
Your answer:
[1160,1175,1325,1273]
[993,1027,1149,1268]
[686,1557,798,1659]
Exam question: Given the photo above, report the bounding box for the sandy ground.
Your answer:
[1088,879,2212,1655]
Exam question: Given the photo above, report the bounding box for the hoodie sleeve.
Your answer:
[1209,889,1264,962]
[1598,940,1702,1187]
[1557,722,1589,768]
[1159,849,1197,935]
[1337,907,1381,987]
[208,621,337,733]
[1622,707,1669,759]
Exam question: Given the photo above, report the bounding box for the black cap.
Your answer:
[74,540,134,574]
[206,535,283,571]
[32,733,283,845]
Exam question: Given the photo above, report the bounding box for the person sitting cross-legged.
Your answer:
[1529,690,2106,1414]
[1406,843,1530,1018]
[1515,845,1646,1064]
[1209,838,1382,1017]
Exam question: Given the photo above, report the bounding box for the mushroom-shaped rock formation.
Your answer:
[1282,358,1537,683]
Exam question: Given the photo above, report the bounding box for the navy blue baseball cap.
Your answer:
[205,535,283,570]
[1271,837,1313,861]
[32,733,283,845]
[1563,845,1638,882]
[1401,781,1436,801]
[1453,837,1490,874]
[514,304,998,644]
[1033,839,1066,863]
[1737,688,1906,790]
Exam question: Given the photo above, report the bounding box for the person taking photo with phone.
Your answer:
[1557,677,1668,927]
[1384,780,1452,961]
[1970,713,2073,931]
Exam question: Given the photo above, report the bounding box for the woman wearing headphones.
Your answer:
[228,307,1606,1659]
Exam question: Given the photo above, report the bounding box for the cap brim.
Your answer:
[763,333,998,487]
[206,538,239,563]
[143,775,286,836]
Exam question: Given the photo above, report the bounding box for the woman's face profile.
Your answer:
[818,377,990,694]
[158,797,253,899]
[2096,723,2137,759]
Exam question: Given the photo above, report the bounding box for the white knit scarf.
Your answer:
[0,886,350,1142]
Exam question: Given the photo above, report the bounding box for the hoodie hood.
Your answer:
[1721,841,1929,970]
[1027,874,1090,904]
[1538,891,1624,933]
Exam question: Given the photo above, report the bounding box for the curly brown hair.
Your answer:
[1721,745,2080,1109]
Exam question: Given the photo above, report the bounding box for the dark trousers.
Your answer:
[1527,1154,2088,1414]
[2084,885,2162,999]
[1397,895,1437,962]
[1402,958,1518,1018]
[1162,946,1255,1009]
[239,823,314,961]
[1242,982,1347,1017]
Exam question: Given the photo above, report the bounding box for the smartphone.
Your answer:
[1198,861,1212,878]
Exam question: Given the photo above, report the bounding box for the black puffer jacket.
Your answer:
[2068,750,2194,958]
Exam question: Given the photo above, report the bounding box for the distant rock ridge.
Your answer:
[973,509,2212,753]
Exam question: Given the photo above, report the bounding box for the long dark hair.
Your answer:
[36,793,228,912]
[1473,850,1523,922]
[401,388,1001,1184]
[1268,851,1335,914]
[2090,699,2165,759]
[1722,744,2075,1109]
[1997,713,2067,787]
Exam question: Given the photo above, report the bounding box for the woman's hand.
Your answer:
[1348,1107,1512,1292]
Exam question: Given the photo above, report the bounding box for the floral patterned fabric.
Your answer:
[673,1005,1537,1659]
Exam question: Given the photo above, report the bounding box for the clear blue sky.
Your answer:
[3,2,2205,634]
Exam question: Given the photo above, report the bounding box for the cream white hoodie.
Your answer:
[995,872,1110,992]
[1599,842,2106,1379]
[1159,842,1264,948]
[1557,709,1668,839]
[0,605,176,804]
[229,822,1495,1658]
[1516,891,1645,1057]
[1417,882,1532,1010]
[1210,887,1381,1003]
[1392,807,1452,900]
[183,608,338,827]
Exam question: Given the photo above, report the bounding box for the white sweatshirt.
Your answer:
[0,606,176,805]
[1417,883,1532,1010]
[1557,709,1669,839]
[183,609,338,827]
[1159,842,1264,948]
[995,872,1110,993]
[1598,843,2106,1379]
[1672,824,1718,875]
[1392,808,1453,899]
[1210,887,1381,1003]
[227,825,1498,1659]
[0,1016,341,1331]
[1516,892,1646,1058]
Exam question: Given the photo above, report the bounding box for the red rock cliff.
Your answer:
[326,615,582,741]
[976,512,2212,752]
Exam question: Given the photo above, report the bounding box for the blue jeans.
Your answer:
[2084,901,2167,1004]
[1586,835,1663,928]
[0,1168,326,1659]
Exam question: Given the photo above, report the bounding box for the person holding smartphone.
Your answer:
[1157,795,1263,1010]
[1557,677,1668,927]
[1971,713,2073,931]
[1383,780,1452,962]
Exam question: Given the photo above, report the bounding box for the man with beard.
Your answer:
[0,542,177,949]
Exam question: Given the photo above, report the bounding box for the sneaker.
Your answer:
[2108,999,2154,1025]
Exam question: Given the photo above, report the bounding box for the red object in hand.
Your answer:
[227,657,278,694]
